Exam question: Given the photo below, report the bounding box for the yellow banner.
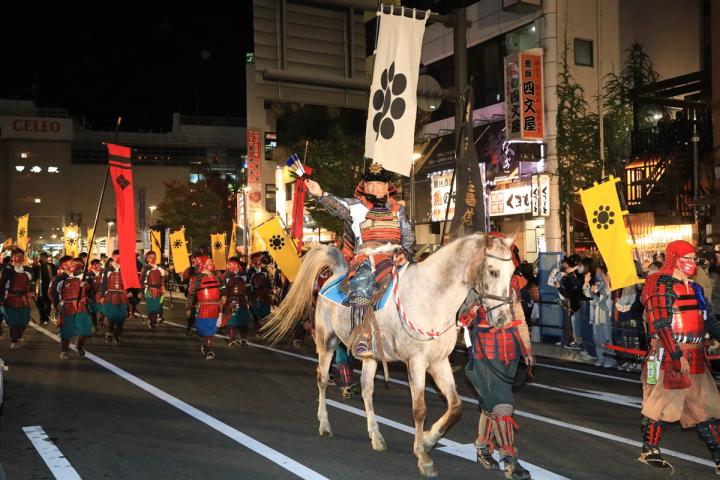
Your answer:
[254,216,300,282]
[150,229,163,258]
[16,214,29,251]
[64,225,80,258]
[579,176,642,290]
[228,221,237,261]
[169,227,190,273]
[211,233,227,270]
[86,227,94,251]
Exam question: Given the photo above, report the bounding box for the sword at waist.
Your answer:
[356,243,401,256]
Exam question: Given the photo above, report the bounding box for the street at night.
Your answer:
[0,298,717,479]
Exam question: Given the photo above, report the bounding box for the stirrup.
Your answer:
[503,456,531,480]
[476,445,499,470]
[638,447,674,473]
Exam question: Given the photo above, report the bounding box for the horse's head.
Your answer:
[466,233,517,325]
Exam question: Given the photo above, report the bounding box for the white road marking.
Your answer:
[527,383,643,409]
[28,323,330,480]
[161,322,713,469]
[326,399,569,480]
[23,425,82,480]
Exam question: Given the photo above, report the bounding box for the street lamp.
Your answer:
[148,205,157,225]
[107,221,114,240]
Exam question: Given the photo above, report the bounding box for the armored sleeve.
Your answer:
[696,283,720,340]
[186,275,200,309]
[645,279,683,367]
[398,206,416,256]
[0,268,9,303]
[316,192,353,221]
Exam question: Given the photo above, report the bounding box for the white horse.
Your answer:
[262,233,517,477]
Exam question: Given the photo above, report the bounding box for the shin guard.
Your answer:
[697,419,720,467]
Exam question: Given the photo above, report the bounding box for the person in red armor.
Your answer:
[85,259,104,329]
[52,258,94,360]
[458,235,534,480]
[100,250,129,344]
[186,255,222,359]
[247,252,272,325]
[639,240,720,474]
[220,257,250,348]
[141,251,167,330]
[0,248,35,348]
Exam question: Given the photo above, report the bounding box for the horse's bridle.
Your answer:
[474,250,515,317]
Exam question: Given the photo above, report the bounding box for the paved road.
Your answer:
[0,300,717,480]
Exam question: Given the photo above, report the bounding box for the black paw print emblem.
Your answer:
[592,205,615,230]
[269,235,285,250]
[213,241,223,251]
[172,239,183,249]
[371,62,407,140]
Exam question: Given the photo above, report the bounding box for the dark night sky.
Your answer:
[0,4,253,131]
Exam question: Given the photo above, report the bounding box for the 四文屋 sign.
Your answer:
[504,49,544,141]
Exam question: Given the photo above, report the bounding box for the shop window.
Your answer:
[574,38,593,67]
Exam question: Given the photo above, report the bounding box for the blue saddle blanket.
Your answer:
[319,265,407,311]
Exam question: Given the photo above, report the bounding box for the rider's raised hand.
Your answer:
[306,179,323,197]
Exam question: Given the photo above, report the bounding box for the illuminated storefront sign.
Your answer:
[429,170,456,222]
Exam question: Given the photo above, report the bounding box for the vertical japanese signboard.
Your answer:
[531,174,551,217]
[430,170,456,222]
[504,49,544,141]
[246,128,262,210]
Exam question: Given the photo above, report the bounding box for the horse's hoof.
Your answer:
[371,436,387,451]
[318,422,333,437]
[418,461,438,478]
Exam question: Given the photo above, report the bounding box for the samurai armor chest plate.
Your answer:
[359,208,401,245]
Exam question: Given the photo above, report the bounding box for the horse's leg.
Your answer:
[423,357,463,452]
[408,357,437,478]
[315,330,335,437]
[360,358,386,451]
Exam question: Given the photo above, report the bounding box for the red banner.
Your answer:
[108,143,140,289]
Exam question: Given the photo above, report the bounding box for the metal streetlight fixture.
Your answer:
[148,205,157,225]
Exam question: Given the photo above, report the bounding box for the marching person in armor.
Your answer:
[101,250,129,344]
[53,258,94,360]
[0,248,35,348]
[639,240,720,475]
[86,259,104,329]
[459,236,534,480]
[247,252,272,325]
[186,255,222,359]
[141,251,167,330]
[220,256,250,348]
[183,252,203,335]
[305,162,415,359]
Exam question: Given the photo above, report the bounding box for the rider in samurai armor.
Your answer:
[0,248,35,348]
[101,250,129,344]
[86,259,105,328]
[183,252,203,335]
[141,251,167,330]
[186,255,222,360]
[306,162,415,359]
[53,257,94,360]
[220,256,250,348]
[247,252,272,325]
[639,240,720,475]
[458,235,534,480]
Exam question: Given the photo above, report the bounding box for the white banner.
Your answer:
[364,10,427,177]
[489,184,532,217]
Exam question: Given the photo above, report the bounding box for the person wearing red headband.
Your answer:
[639,240,720,474]
[53,258,93,360]
[457,232,534,480]
[0,248,35,348]
[186,255,222,359]
[141,251,167,330]
[220,257,250,348]
[100,249,129,344]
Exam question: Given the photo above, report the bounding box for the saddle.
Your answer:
[318,265,407,311]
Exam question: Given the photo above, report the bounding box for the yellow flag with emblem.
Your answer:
[579,176,642,291]
[169,227,190,273]
[228,221,237,261]
[210,233,227,270]
[16,214,29,251]
[86,227,94,254]
[254,216,301,282]
[64,225,80,257]
[150,229,163,258]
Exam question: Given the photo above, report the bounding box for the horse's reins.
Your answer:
[474,251,515,321]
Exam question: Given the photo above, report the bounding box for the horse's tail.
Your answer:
[261,244,348,345]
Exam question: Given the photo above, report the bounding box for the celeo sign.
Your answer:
[0,116,74,141]
[504,49,544,141]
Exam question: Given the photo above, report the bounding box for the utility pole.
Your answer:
[692,110,700,241]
